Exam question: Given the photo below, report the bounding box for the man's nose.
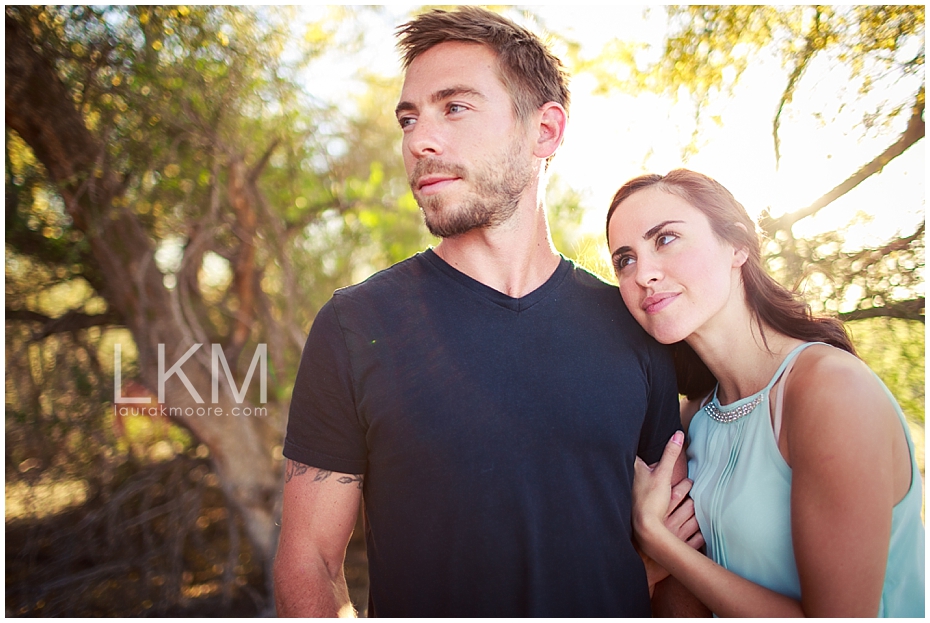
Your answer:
[405,115,443,159]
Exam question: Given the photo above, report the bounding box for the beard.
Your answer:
[409,137,533,238]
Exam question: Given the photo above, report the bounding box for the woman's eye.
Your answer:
[656,233,677,247]
[616,255,635,271]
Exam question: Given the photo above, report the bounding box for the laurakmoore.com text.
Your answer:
[116,404,268,417]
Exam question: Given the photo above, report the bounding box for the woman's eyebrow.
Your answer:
[611,220,685,263]
[643,220,684,240]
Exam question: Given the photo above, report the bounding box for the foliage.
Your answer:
[765,217,924,321]
[849,318,925,427]
[5,7,427,430]
[577,6,924,160]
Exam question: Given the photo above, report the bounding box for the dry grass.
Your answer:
[5,455,268,616]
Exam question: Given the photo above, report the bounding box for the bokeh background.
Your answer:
[5,5,924,616]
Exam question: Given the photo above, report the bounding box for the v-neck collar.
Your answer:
[421,248,571,313]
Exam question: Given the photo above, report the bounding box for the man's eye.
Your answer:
[448,104,467,114]
[398,116,416,128]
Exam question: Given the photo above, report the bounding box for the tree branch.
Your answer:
[839,298,925,324]
[761,85,925,235]
[6,308,123,339]
[774,8,822,168]
[871,220,924,257]
[248,138,281,184]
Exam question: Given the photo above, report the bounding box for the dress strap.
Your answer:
[763,342,822,393]
[768,342,825,445]
[772,357,799,446]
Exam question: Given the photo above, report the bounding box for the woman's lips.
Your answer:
[642,292,679,315]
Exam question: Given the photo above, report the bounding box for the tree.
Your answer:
[576,5,924,325]
[5,4,396,581]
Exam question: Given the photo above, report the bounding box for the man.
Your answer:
[275,7,697,616]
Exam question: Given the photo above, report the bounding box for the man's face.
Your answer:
[395,41,535,238]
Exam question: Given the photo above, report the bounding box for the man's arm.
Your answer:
[274,459,363,617]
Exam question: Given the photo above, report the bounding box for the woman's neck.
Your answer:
[686,308,804,405]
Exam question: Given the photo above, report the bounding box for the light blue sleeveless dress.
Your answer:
[687,342,925,617]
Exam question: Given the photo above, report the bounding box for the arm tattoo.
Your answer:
[284,459,310,483]
[313,469,333,482]
[337,474,364,490]
[284,459,363,489]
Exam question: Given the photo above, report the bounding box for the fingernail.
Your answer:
[672,431,684,446]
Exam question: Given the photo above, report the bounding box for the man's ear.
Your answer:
[533,102,567,160]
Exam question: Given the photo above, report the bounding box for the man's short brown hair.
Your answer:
[395,7,571,121]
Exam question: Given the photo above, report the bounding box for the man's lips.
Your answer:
[416,175,459,195]
[642,292,679,314]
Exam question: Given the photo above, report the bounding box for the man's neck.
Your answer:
[432,200,561,299]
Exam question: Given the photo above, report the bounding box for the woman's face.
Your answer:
[606,187,747,344]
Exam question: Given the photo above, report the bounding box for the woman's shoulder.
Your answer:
[787,343,874,397]
[782,343,898,459]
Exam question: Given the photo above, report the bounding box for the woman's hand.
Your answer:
[633,430,684,556]
[638,474,704,591]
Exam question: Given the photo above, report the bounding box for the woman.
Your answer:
[606,169,924,617]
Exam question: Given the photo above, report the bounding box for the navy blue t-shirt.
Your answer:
[284,250,679,616]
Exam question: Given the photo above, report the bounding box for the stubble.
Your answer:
[410,137,533,238]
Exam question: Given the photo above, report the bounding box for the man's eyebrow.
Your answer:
[395,86,487,118]
[431,86,486,103]
[395,101,416,117]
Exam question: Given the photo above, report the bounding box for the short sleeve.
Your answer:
[283,299,368,475]
[637,342,680,465]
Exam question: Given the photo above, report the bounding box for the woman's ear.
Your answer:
[731,222,750,268]
[732,246,750,268]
